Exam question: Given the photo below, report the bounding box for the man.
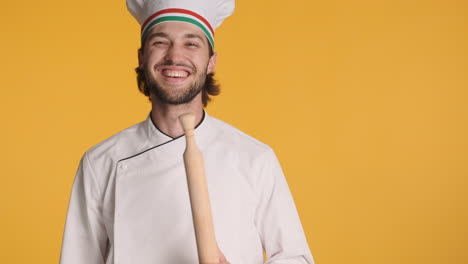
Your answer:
[60,0,314,263]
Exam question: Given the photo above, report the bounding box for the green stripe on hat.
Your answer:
[141,16,215,48]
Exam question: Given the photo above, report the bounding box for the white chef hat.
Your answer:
[127,0,235,48]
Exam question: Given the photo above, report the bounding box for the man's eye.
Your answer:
[152,41,167,46]
[186,42,199,47]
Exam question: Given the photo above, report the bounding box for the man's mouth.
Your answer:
[161,69,189,78]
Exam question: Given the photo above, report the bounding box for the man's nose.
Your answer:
[164,44,184,63]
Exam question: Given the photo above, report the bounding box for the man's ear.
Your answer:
[138,48,143,68]
[207,52,217,74]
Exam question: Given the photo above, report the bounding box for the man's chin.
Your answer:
[151,89,202,105]
[146,74,206,105]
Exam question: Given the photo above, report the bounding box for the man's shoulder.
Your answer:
[85,119,149,163]
[208,115,273,154]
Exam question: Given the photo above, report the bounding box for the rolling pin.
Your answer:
[179,113,219,264]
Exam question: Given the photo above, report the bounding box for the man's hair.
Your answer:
[135,47,220,107]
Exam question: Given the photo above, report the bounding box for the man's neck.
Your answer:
[150,94,204,138]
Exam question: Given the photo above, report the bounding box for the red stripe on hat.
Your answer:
[141,8,215,36]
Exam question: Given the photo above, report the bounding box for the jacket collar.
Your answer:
[138,110,213,158]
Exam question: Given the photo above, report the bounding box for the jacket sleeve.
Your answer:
[60,152,108,264]
[255,149,314,264]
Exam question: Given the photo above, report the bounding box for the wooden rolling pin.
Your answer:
[179,113,219,264]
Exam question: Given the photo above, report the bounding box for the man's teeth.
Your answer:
[162,70,188,78]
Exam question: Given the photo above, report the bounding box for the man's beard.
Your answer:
[145,67,207,105]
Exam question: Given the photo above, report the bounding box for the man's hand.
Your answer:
[217,247,230,264]
[201,247,230,264]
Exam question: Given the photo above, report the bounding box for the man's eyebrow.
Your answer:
[146,32,169,41]
[184,33,206,43]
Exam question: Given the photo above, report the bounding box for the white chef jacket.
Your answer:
[60,112,314,264]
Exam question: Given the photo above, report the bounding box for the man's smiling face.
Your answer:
[139,21,216,105]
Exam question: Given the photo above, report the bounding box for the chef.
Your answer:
[60,0,314,263]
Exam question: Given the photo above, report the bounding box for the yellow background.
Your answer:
[1,0,467,263]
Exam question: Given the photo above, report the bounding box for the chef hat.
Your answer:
[127,0,235,48]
